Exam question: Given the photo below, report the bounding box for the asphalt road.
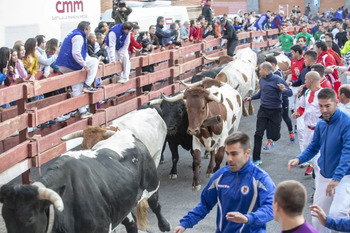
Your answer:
[0,99,315,233]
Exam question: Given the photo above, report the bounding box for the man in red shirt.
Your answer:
[325,41,342,67]
[316,41,341,94]
[284,45,305,113]
[311,63,333,89]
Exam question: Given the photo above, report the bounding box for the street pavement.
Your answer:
[0,99,316,233]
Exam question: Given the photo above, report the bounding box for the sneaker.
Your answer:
[305,164,313,175]
[82,85,97,93]
[263,140,275,150]
[118,79,127,84]
[80,111,93,119]
[289,132,295,142]
[299,162,309,168]
[253,160,262,166]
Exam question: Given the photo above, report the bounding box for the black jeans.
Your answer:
[253,106,282,161]
[227,40,238,56]
[266,96,293,139]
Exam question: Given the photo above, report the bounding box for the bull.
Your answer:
[0,129,170,233]
[162,79,242,190]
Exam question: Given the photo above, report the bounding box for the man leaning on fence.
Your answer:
[56,21,99,119]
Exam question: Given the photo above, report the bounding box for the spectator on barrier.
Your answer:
[201,0,213,25]
[4,49,20,88]
[271,10,284,31]
[335,24,347,48]
[106,21,132,84]
[173,132,275,233]
[148,25,160,48]
[155,16,176,50]
[254,10,271,30]
[288,88,350,233]
[162,23,181,47]
[315,41,340,94]
[179,21,190,41]
[94,21,109,35]
[23,38,39,80]
[245,62,292,166]
[12,44,28,80]
[0,47,10,86]
[189,19,196,41]
[274,180,317,233]
[56,21,100,118]
[310,205,350,232]
[140,39,154,93]
[112,0,132,25]
[220,17,238,56]
[232,17,243,31]
[45,38,61,73]
[243,13,254,32]
[193,19,204,42]
[203,20,213,39]
[313,25,326,42]
[295,26,315,47]
[297,36,309,53]
[129,24,143,54]
[36,35,58,78]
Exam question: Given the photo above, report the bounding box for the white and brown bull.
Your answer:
[163,79,242,190]
[213,47,258,116]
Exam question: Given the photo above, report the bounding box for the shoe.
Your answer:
[118,79,127,84]
[263,140,275,150]
[80,111,93,119]
[253,160,262,166]
[289,132,295,142]
[27,127,37,133]
[299,162,309,168]
[305,164,313,175]
[82,85,97,93]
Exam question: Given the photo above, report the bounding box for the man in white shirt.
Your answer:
[338,84,350,115]
[106,22,132,83]
[35,35,58,78]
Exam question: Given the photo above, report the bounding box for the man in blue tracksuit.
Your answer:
[288,88,350,233]
[244,62,292,166]
[254,11,271,31]
[173,132,275,233]
[310,205,350,232]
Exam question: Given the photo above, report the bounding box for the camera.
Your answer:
[118,1,126,8]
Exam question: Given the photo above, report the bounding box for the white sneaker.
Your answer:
[27,127,37,133]
[118,79,127,84]
[80,112,93,119]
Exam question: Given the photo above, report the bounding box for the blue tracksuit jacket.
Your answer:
[179,159,275,233]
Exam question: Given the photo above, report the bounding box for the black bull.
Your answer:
[0,136,170,233]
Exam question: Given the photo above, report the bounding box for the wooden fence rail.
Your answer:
[0,26,307,184]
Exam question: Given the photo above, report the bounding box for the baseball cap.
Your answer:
[220,17,226,23]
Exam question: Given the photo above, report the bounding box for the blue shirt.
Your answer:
[252,72,292,109]
[179,159,275,233]
[298,109,350,181]
[325,215,350,231]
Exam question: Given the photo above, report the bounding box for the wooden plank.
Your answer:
[237,31,251,40]
[251,31,266,37]
[179,43,203,56]
[0,159,32,185]
[204,38,221,49]
[267,29,279,36]
[149,68,172,83]
[179,57,203,74]
[268,39,279,46]
[0,84,26,105]
[236,43,251,51]
[103,62,123,77]
[149,51,171,64]
[40,143,67,165]
[251,41,268,49]
[0,141,30,173]
[0,114,28,141]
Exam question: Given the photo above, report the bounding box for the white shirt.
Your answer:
[299,88,323,127]
[71,35,88,67]
[107,31,130,62]
[338,102,350,116]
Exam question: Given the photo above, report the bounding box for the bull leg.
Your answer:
[213,147,225,173]
[248,100,254,115]
[148,191,171,232]
[242,101,249,116]
[206,151,215,177]
[168,142,179,179]
[192,149,202,191]
[122,213,138,233]
[160,140,167,164]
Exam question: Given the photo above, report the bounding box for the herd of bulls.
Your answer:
[0,48,291,233]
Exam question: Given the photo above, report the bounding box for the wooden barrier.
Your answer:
[0,27,302,184]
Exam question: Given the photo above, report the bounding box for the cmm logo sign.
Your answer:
[56,0,84,13]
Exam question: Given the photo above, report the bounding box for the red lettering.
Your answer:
[56,0,84,13]
[56,1,64,13]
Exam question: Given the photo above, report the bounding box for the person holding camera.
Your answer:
[112,0,132,25]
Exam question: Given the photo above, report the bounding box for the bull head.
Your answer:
[33,182,64,212]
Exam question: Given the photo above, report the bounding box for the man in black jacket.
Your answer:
[220,17,238,56]
[202,0,213,24]
[155,16,177,49]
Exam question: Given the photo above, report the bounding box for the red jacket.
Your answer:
[193,27,203,41]
[317,51,340,93]
[129,33,142,53]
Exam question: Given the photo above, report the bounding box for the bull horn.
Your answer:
[179,80,203,88]
[61,130,84,141]
[147,99,163,106]
[208,93,223,103]
[161,92,184,102]
[33,182,64,212]
[203,54,220,61]
[104,130,116,138]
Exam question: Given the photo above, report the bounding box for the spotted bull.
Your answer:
[162,79,242,190]
[0,129,170,233]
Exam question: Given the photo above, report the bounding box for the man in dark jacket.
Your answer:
[202,0,213,24]
[155,16,176,49]
[220,17,238,56]
[112,1,132,25]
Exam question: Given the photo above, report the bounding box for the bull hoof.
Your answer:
[160,159,165,164]
[204,151,210,159]
[168,174,177,179]
[249,108,254,115]
[159,220,171,232]
[192,185,202,191]
[206,173,213,178]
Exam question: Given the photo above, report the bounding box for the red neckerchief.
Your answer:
[308,88,321,103]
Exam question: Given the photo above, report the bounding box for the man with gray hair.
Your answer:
[244,62,292,166]
[179,21,190,41]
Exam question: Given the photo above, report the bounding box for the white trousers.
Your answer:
[312,174,350,233]
[289,86,299,112]
[59,56,99,114]
[114,51,130,81]
[302,126,320,173]
[297,116,305,153]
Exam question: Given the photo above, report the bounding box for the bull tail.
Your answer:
[136,199,149,231]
